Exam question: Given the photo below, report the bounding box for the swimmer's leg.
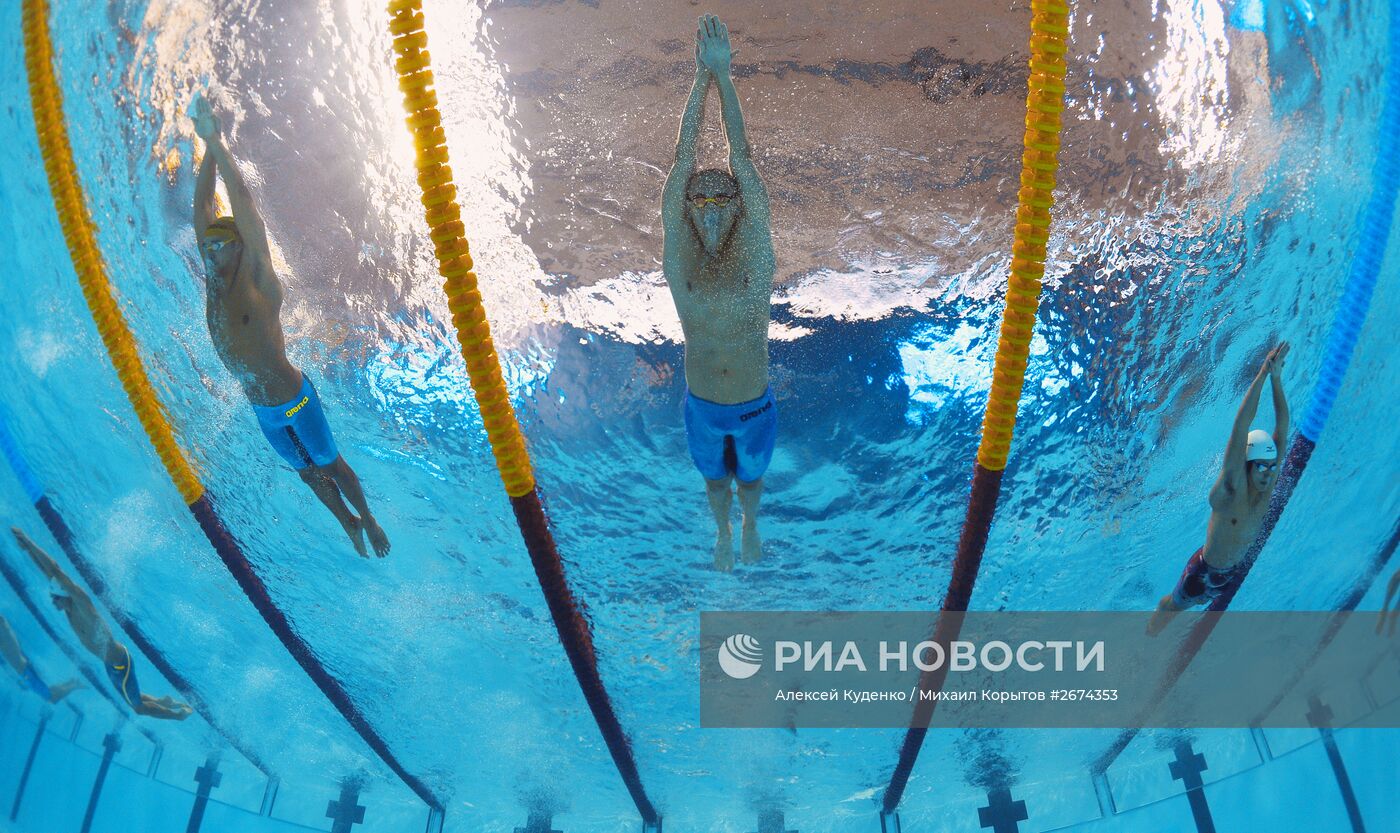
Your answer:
[297,466,367,557]
[705,476,735,572]
[324,456,390,558]
[0,617,24,673]
[738,477,764,564]
[136,694,193,721]
[47,678,83,704]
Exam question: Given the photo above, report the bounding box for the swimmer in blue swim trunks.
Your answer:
[12,529,191,720]
[662,16,778,570]
[191,94,390,558]
[1148,342,1290,635]
[0,614,81,704]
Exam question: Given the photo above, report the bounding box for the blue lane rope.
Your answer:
[1298,6,1400,441]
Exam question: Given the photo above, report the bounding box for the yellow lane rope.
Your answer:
[386,0,535,497]
[977,0,1070,471]
[22,0,204,504]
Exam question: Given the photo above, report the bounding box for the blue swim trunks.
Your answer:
[106,643,142,710]
[253,373,340,471]
[20,664,51,701]
[683,387,778,483]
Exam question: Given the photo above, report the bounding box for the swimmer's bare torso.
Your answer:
[1201,477,1273,570]
[191,96,301,408]
[661,49,775,406]
[203,251,300,407]
[666,220,774,404]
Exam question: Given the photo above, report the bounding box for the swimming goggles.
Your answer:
[1252,461,1278,472]
[204,236,237,253]
[690,193,736,207]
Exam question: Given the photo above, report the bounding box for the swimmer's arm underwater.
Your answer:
[1210,355,1272,508]
[662,60,711,223]
[193,149,217,242]
[1268,342,1291,453]
[191,95,273,270]
[11,528,84,600]
[704,17,771,235]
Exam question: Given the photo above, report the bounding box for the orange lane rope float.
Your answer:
[387,0,534,497]
[22,0,203,503]
[977,0,1069,472]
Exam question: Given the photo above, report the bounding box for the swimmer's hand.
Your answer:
[1146,595,1180,637]
[697,14,732,76]
[1265,341,1290,376]
[190,94,221,141]
[12,527,60,578]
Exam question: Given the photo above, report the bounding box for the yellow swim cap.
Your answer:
[204,216,240,243]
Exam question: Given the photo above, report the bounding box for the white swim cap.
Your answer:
[1245,429,1277,462]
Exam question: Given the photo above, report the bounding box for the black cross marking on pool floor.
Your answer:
[1308,695,1369,833]
[978,787,1028,832]
[326,780,367,833]
[185,755,222,833]
[754,809,797,833]
[515,811,563,833]
[1169,740,1215,833]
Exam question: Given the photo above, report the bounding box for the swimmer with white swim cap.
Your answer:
[1149,342,1291,635]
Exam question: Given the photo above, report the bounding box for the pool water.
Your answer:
[0,0,1397,831]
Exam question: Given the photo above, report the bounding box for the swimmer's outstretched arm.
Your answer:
[1268,341,1291,454]
[662,42,711,225]
[1209,352,1273,507]
[10,528,84,600]
[190,95,273,269]
[193,150,217,243]
[701,15,771,236]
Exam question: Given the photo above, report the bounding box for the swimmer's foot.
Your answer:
[714,525,734,572]
[342,515,369,558]
[143,696,194,721]
[740,521,762,564]
[1146,595,1180,637]
[364,518,391,558]
[48,678,83,704]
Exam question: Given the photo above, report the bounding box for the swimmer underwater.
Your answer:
[662,15,778,571]
[12,528,191,720]
[189,93,390,558]
[0,613,81,704]
[1149,341,1291,635]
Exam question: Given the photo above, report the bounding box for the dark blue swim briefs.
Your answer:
[252,373,340,470]
[683,387,778,483]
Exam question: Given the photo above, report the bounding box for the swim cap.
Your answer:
[204,216,240,242]
[1245,429,1277,462]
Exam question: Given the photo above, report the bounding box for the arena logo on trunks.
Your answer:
[739,400,773,422]
[284,395,311,418]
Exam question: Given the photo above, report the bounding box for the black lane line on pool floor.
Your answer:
[1168,740,1215,833]
[9,712,49,822]
[1308,696,1369,833]
[78,732,121,833]
[1253,519,1400,726]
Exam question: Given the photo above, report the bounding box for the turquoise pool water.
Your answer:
[0,0,1397,831]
